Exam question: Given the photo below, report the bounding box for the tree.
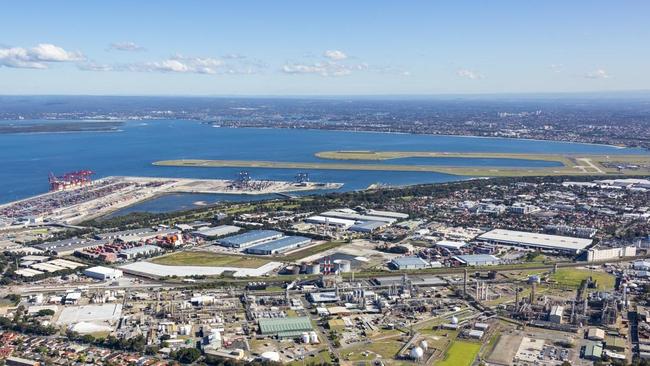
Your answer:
[174,348,201,364]
[37,309,55,317]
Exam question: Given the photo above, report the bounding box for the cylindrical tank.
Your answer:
[302,332,310,344]
[334,259,351,273]
[261,351,280,362]
[451,316,458,324]
[307,262,321,274]
[420,340,428,351]
[410,347,424,360]
[309,331,319,344]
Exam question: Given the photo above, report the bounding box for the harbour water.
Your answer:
[1,120,646,214]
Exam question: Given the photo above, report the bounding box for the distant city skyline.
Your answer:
[1,0,649,95]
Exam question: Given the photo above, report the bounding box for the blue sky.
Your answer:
[1,0,648,95]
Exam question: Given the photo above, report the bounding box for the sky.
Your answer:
[1,0,649,96]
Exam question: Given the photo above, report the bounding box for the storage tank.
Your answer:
[451,316,458,324]
[309,331,319,344]
[261,351,280,362]
[334,259,351,273]
[410,346,424,360]
[420,340,428,351]
[307,262,321,274]
[302,332,310,344]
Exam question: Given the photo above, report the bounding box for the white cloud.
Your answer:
[282,61,357,77]
[323,50,347,61]
[549,64,564,73]
[77,61,113,72]
[0,43,83,69]
[109,42,144,52]
[138,55,224,74]
[584,68,610,79]
[456,68,483,80]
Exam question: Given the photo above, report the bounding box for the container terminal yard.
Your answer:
[0,172,342,226]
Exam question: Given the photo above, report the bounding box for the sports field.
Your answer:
[550,268,615,290]
[150,251,272,268]
[436,341,481,366]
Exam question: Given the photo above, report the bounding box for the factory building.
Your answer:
[549,305,564,323]
[452,254,500,266]
[434,240,466,251]
[586,246,636,262]
[218,230,283,248]
[365,209,409,219]
[477,229,593,255]
[246,236,311,255]
[258,316,313,338]
[305,215,355,228]
[118,245,162,260]
[83,266,123,280]
[95,228,155,241]
[192,225,241,239]
[6,357,40,366]
[349,221,387,233]
[33,238,108,256]
[320,209,398,224]
[390,256,430,270]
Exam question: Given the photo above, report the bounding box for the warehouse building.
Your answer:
[477,229,593,255]
[586,245,636,262]
[118,245,162,260]
[349,221,387,233]
[192,225,241,239]
[33,238,108,256]
[83,266,123,280]
[435,240,467,251]
[218,230,283,248]
[95,228,154,241]
[305,215,355,228]
[320,209,398,224]
[246,236,311,255]
[365,209,409,220]
[390,256,430,270]
[258,316,313,338]
[452,254,500,266]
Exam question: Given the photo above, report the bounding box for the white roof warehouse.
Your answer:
[477,229,592,255]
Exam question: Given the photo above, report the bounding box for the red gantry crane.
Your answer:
[48,170,95,191]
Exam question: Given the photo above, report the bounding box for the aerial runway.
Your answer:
[153,150,650,177]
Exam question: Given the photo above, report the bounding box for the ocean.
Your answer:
[1,120,645,214]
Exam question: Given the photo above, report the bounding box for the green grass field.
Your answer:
[436,341,481,366]
[150,251,272,268]
[342,339,404,362]
[550,268,615,290]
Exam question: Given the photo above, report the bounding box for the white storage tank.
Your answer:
[334,259,351,273]
[309,331,319,344]
[410,346,424,360]
[420,340,428,351]
[308,262,321,274]
[302,332,310,344]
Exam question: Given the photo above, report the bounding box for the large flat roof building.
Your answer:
[390,256,430,270]
[453,254,500,266]
[246,236,311,255]
[320,209,398,224]
[192,225,241,239]
[477,229,592,254]
[218,230,283,248]
[258,316,313,338]
[84,266,123,280]
[33,238,108,256]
